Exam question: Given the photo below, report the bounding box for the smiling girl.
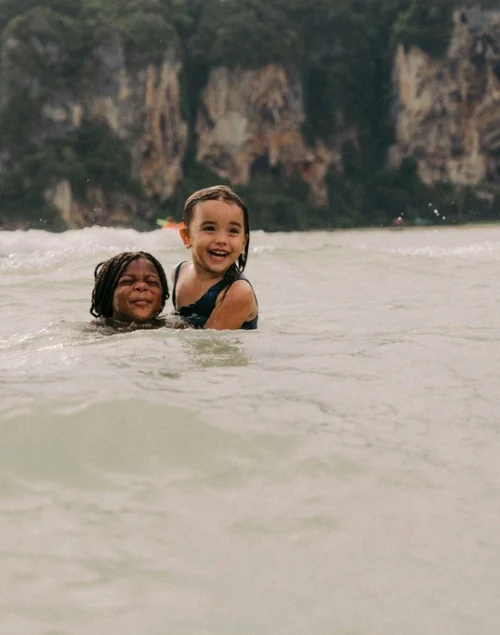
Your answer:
[90,251,183,330]
[172,185,258,330]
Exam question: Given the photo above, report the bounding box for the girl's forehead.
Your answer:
[122,257,159,275]
[194,199,243,222]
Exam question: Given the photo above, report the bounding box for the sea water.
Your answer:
[1,226,499,634]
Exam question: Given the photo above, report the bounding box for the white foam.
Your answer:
[0,227,186,274]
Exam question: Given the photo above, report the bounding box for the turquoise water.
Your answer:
[1,226,500,634]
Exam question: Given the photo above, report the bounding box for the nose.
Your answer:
[133,279,148,291]
[214,230,229,245]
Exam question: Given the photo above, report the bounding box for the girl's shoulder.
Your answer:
[232,273,257,301]
[217,273,258,312]
[224,277,254,299]
[207,275,258,329]
[225,278,258,315]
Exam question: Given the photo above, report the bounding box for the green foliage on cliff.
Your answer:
[188,0,302,69]
[0,119,141,227]
[1,0,498,231]
[81,0,179,61]
[392,0,457,57]
[1,7,88,89]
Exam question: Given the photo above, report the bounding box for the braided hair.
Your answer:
[182,185,250,283]
[90,251,169,319]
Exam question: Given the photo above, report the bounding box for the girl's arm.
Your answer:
[205,280,257,330]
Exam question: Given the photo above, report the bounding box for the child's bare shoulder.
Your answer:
[228,278,254,295]
[220,279,255,306]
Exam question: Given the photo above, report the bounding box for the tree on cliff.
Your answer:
[392,0,457,57]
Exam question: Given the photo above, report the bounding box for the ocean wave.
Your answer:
[0,395,283,486]
[2,226,500,274]
[0,226,325,272]
[343,227,500,262]
[0,227,186,273]
[385,241,500,260]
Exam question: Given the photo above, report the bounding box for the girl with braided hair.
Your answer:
[90,251,184,330]
[172,185,258,330]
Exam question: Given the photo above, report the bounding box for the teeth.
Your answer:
[211,251,227,256]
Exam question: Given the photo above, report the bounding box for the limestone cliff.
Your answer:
[196,64,352,207]
[390,6,500,187]
[85,38,188,202]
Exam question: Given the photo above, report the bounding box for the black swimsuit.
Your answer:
[172,262,258,330]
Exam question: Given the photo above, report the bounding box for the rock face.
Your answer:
[81,42,188,202]
[390,6,500,186]
[196,64,349,206]
[83,39,188,201]
[0,10,188,219]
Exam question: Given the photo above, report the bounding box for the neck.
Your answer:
[191,260,230,282]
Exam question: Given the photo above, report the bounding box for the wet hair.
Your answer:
[182,185,250,279]
[90,251,169,319]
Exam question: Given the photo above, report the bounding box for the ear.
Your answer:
[179,226,191,248]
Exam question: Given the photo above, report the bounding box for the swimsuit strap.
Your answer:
[172,261,187,310]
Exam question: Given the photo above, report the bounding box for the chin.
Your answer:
[129,312,157,323]
[206,259,235,271]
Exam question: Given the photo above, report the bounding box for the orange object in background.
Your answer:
[156,218,185,230]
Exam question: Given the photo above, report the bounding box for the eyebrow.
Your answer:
[200,219,242,228]
[119,272,160,279]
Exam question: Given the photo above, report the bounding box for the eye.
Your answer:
[202,224,215,232]
[147,279,160,286]
[118,277,133,285]
[229,227,241,235]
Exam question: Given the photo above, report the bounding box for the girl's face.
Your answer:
[180,199,247,275]
[112,258,163,323]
